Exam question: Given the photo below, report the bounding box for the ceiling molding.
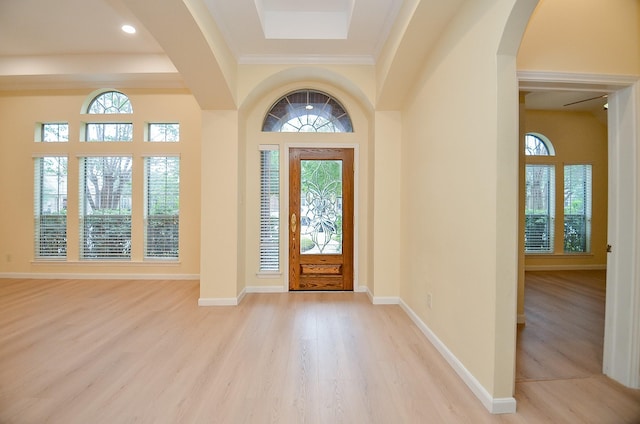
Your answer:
[238,54,375,66]
[518,71,639,92]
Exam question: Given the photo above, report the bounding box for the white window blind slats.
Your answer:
[564,164,592,253]
[145,157,180,259]
[525,164,555,253]
[34,157,68,258]
[259,148,279,271]
[80,156,132,259]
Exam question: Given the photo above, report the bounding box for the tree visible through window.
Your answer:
[80,156,132,259]
[259,90,353,272]
[564,164,592,253]
[145,157,180,258]
[88,91,133,114]
[524,133,555,253]
[34,90,182,262]
[34,157,67,258]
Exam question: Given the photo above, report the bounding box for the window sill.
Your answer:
[32,260,181,266]
[256,271,282,279]
[524,253,594,258]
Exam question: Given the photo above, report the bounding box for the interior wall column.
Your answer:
[371,111,402,302]
[199,110,240,304]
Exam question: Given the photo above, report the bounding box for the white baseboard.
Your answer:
[0,272,199,280]
[359,286,400,305]
[245,285,286,293]
[372,296,400,305]
[524,264,606,271]
[198,296,240,306]
[399,299,517,414]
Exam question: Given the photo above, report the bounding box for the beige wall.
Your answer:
[0,89,201,277]
[518,0,640,74]
[400,0,521,399]
[2,0,637,408]
[523,110,608,269]
[239,79,373,292]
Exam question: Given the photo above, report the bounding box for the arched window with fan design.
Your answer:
[262,89,353,133]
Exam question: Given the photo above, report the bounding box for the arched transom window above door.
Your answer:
[262,89,353,133]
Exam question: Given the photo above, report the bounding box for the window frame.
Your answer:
[147,123,180,142]
[262,89,353,133]
[563,163,593,253]
[258,145,280,273]
[39,123,69,143]
[79,155,133,260]
[525,164,556,253]
[144,155,180,260]
[34,156,68,259]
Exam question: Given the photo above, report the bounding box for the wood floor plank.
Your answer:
[0,276,638,423]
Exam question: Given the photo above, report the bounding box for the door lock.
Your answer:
[291,213,297,233]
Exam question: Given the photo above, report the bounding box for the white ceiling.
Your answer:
[204,0,402,64]
[0,0,400,64]
[0,0,612,118]
[0,0,163,56]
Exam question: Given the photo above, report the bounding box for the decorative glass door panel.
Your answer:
[289,148,353,291]
[300,160,343,255]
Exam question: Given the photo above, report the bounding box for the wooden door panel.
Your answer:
[289,148,353,291]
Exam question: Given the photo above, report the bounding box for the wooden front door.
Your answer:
[289,148,354,291]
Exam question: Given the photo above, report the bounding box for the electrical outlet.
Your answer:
[427,293,432,309]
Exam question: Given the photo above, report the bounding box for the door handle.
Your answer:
[291,213,297,233]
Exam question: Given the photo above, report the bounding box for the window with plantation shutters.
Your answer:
[525,164,556,252]
[79,156,132,259]
[524,133,556,254]
[33,91,187,263]
[34,156,68,258]
[564,164,592,253]
[145,156,180,259]
[260,146,280,271]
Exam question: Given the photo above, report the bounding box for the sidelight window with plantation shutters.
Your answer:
[259,146,280,271]
[145,156,180,259]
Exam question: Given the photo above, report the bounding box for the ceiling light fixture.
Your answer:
[121,24,136,34]
[305,104,314,110]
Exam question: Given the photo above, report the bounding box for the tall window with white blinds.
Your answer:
[259,146,280,271]
[564,164,592,253]
[79,156,132,259]
[145,156,180,259]
[525,164,556,253]
[34,156,68,258]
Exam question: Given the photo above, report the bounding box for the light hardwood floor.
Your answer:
[0,275,638,423]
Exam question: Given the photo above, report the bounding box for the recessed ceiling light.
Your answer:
[121,24,136,34]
